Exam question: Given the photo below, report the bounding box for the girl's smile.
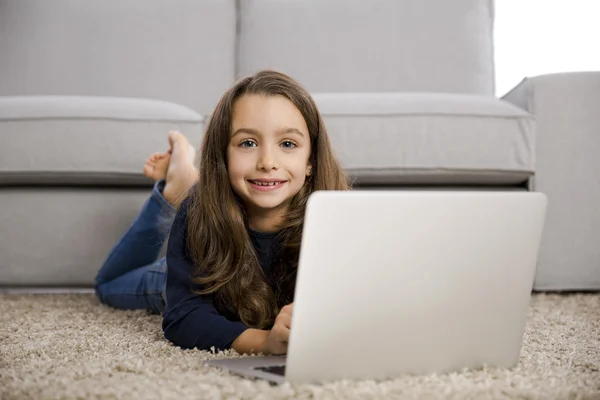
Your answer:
[248,178,288,192]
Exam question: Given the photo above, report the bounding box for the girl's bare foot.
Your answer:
[163,131,199,207]
[143,152,171,182]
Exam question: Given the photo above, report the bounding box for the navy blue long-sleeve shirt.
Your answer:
[162,197,281,351]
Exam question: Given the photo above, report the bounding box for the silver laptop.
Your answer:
[206,190,548,384]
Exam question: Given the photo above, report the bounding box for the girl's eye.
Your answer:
[281,141,297,149]
[239,140,257,148]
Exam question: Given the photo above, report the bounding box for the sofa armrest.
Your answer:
[502,71,600,290]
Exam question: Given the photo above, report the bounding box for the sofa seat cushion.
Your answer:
[313,93,535,186]
[0,96,204,186]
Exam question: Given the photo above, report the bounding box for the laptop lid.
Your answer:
[285,191,547,383]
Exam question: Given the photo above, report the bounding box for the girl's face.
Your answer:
[227,94,312,226]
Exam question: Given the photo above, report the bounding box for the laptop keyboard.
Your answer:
[254,365,286,376]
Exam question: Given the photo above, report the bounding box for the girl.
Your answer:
[97,70,350,356]
[164,70,349,355]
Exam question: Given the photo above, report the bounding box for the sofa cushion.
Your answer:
[0,96,204,186]
[0,0,236,114]
[313,93,535,186]
[238,0,495,95]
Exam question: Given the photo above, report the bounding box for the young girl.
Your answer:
[97,70,349,356]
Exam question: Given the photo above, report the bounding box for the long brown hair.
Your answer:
[186,70,350,329]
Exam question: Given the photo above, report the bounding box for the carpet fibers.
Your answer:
[1,293,599,400]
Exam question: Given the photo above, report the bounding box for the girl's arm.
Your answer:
[231,329,269,354]
[233,304,294,355]
[162,198,290,355]
[162,198,249,352]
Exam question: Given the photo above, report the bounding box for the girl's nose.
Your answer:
[257,147,279,171]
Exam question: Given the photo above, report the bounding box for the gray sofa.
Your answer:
[0,0,598,291]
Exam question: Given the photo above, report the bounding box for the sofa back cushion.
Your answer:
[0,0,236,114]
[237,0,495,95]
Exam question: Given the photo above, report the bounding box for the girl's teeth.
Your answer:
[254,181,280,186]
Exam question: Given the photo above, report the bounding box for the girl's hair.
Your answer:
[186,70,350,329]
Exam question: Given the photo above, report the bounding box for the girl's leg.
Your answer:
[95,180,175,286]
[95,257,167,314]
[94,132,198,312]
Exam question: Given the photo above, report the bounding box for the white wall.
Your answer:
[493,0,600,96]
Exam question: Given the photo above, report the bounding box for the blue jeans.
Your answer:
[95,180,175,314]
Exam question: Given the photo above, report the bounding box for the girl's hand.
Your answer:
[265,303,293,355]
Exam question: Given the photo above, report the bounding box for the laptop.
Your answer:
[206,190,548,384]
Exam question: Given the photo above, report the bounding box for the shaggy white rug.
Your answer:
[1,293,599,400]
